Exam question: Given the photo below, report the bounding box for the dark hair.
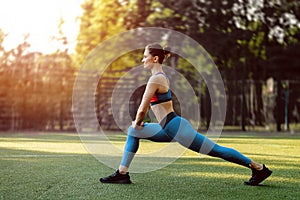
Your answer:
[146,43,171,64]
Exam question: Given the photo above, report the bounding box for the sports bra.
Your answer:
[150,72,172,106]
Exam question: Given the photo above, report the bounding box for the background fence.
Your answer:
[0,60,299,132]
[224,79,300,132]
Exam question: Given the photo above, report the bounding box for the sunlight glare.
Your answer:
[0,0,84,53]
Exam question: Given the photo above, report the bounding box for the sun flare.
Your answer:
[0,0,84,53]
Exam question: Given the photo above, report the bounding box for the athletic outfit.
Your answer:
[120,72,252,169]
[100,72,272,185]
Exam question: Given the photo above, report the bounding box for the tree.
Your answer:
[75,0,132,66]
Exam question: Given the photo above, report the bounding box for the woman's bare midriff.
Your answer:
[150,101,174,123]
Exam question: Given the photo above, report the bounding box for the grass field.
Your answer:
[0,132,299,200]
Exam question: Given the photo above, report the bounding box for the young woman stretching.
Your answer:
[100,43,272,186]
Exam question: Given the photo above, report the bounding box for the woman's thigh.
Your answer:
[164,117,216,153]
[128,123,173,142]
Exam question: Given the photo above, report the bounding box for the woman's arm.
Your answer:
[133,76,160,128]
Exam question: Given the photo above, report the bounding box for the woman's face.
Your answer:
[142,48,155,69]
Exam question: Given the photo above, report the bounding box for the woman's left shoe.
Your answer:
[100,170,132,184]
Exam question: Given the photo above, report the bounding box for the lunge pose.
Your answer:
[100,43,272,186]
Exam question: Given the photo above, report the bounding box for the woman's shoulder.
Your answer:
[148,73,167,84]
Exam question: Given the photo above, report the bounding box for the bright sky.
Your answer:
[0,0,84,54]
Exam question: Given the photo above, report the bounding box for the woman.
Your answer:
[100,43,272,186]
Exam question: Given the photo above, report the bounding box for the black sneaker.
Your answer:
[100,170,132,184]
[244,164,272,186]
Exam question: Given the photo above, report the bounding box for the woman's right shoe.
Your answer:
[244,164,272,186]
[100,170,132,184]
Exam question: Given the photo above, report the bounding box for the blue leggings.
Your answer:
[120,114,251,168]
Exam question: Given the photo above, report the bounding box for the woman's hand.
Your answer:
[132,121,144,130]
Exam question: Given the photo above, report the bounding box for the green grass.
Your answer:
[0,132,299,200]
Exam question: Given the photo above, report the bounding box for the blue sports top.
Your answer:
[150,72,172,106]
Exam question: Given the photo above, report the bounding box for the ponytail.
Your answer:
[163,46,171,59]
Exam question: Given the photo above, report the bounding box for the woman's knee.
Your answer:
[127,125,139,136]
[127,125,147,138]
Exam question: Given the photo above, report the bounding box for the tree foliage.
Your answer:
[75,0,134,65]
